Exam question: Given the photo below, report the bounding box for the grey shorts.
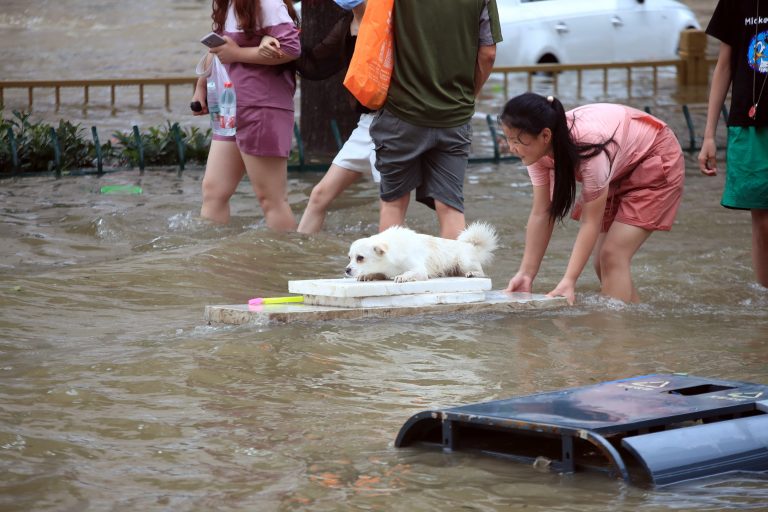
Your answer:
[369,109,472,211]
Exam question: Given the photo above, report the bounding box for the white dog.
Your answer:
[345,222,498,283]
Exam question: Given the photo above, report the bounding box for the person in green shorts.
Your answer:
[370,0,503,239]
[699,0,768,287]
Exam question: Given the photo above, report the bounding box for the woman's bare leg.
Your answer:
[598,222,652,303]
[200,140,246,224]
[241,153,296,231]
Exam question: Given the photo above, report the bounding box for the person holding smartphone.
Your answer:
[191,0,300,230]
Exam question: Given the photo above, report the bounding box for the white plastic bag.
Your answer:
[194,52,213,78]
[195,53,235,136]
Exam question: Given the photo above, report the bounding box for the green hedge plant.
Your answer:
[1,112,213,174]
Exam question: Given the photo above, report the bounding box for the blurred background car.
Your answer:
[494,0,701,66]
[294,0,700,66]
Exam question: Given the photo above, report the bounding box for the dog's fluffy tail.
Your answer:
[458,221,498,265]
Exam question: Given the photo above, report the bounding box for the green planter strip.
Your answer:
[1,110,518,176]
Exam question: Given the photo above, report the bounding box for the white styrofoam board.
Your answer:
[288,277,492,298]
[304,291,486,308]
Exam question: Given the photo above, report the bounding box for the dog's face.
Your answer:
[345,236,390,279]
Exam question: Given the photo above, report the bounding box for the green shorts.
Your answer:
[723,126,768,210]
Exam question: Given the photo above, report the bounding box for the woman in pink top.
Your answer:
[499,93,684,304]
[192,0,300,229]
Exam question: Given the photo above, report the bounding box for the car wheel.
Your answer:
[537,54,559,64]
[534,54,559,77]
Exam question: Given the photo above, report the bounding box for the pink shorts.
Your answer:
[573,126,685,232]
[212,106,294,158]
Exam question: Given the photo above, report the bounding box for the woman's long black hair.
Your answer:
[499,93,617,222]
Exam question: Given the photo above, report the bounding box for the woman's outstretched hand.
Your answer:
[505,272,533,294]
[547,278,575,305]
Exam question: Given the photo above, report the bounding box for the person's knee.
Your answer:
[254,191,274,209]
[753,209,768,234]
[255,189,289,214]
[201,174,230,203]
[598,244,628,273]
[381,194,409,212]
[308,182,333,209]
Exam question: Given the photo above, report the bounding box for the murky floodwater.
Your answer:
[2,1,768,511]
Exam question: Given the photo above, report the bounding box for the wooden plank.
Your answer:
[305,291,487,308]
[204,291,567,326]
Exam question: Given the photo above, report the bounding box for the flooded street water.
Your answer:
[2,1,768,511]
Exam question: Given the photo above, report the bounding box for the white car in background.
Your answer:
[494,0,701,66]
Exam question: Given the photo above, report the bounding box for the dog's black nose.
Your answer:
[345,267,352,276]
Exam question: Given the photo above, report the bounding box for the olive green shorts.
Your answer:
[723,126,768,210]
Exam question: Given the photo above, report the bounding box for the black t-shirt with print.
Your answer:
[707,0,768,126]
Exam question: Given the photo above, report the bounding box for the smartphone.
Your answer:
[201,32,226,48]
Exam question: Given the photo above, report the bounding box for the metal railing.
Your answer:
[0,77,197,111]
[0,58,718,112]
[493,60,682,100]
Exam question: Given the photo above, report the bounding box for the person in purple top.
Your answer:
[192,0,300,230]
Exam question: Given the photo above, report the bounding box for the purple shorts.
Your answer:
[212,106,294,158]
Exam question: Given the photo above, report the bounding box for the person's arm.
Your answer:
[191,75,209,116]
[191,52,215,116]
[474,44,496,96]
[308,13,353,61]
[296,12,353,80]
[474,0,497,96]
[505,184,554,293]
[547,187,608,304]
[698,42,732,176]
[210,35,299,65]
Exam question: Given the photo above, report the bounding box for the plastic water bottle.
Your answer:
[207,77,220,132]
[218,81,236,136]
